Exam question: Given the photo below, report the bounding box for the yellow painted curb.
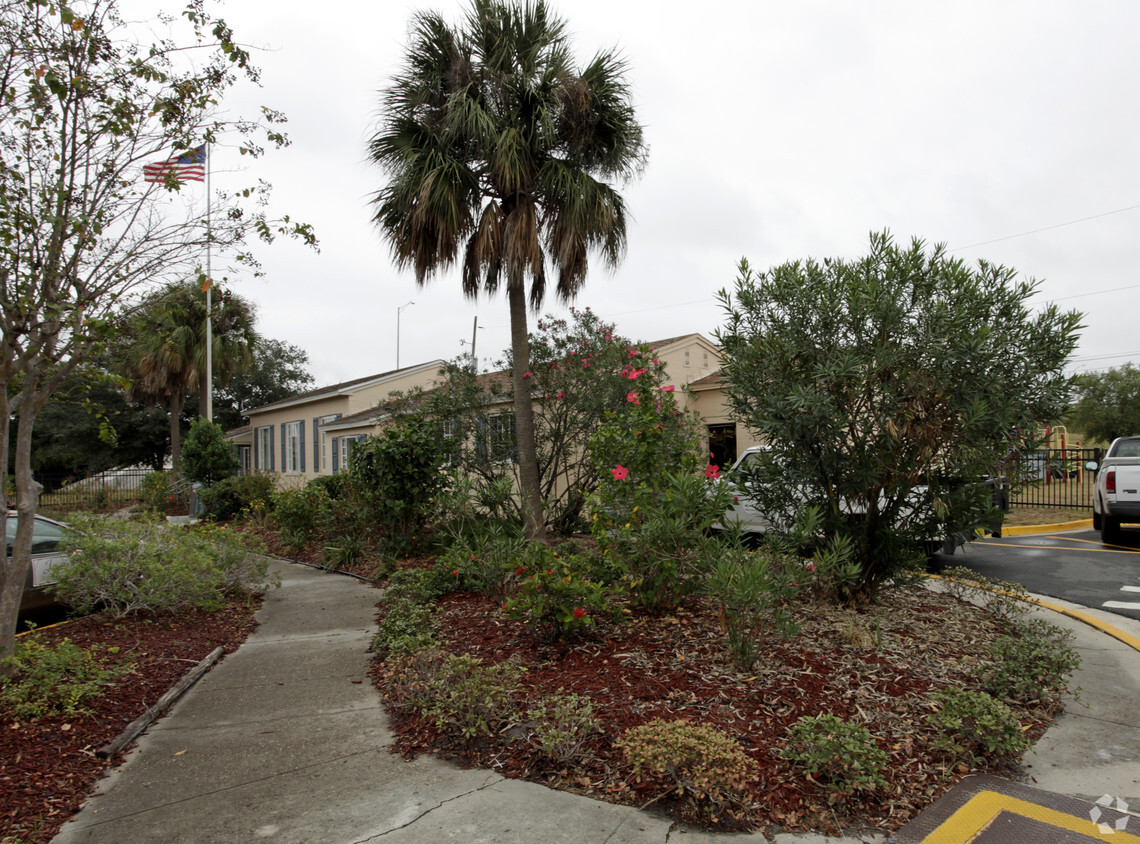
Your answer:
[1022,594,1140,652]
[927,574,1140,653]
[1003,519,1093,535]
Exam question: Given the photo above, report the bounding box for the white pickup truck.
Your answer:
[1089,436,1140,543]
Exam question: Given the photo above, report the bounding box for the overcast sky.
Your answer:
[187,0,1139,387]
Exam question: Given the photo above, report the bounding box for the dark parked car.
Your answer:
[5,511,70,612]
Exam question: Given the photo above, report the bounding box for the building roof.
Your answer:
[246,359,446,415]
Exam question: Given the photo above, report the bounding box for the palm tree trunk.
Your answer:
[508,282,547,542]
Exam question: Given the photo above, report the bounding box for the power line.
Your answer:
[951,203,1140,252]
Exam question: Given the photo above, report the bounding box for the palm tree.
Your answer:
[120,281,259,474]
[368,0,646,540]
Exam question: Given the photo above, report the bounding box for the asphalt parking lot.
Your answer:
[938,527,1140,621]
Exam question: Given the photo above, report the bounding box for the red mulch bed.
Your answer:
[372,586,1058,838]
[1,599,262,843]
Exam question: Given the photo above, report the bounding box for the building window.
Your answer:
[285,421,302,473]
[319,415,338,473]
[340,435,365,470]
[684,350,691,367]
[440,419,461,466]
[487,412,517,463]
[256,426,273,471]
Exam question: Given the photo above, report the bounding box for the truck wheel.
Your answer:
[1101,515,1122,544]
[1092,508,1101,530]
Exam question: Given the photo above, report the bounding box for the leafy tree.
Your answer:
[118,281,258,474]
[181,418,238,485]
[0,0,315,672]
[716,233,1082,602]
[368,0,646,541]
[1067,363,1140,445]
[18,361,168,478]
[209,338,315,432]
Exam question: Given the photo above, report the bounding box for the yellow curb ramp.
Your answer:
[888,775,1140,842]
[1003,519,1093,535]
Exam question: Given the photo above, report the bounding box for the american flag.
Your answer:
[143,144,206,183]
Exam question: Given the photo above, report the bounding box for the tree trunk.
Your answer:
[170,391,185,476]
[0,395,43,676]
[508,283,547,542]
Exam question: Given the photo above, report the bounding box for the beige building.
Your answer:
[232,333,761,484]
[231,360,445,486]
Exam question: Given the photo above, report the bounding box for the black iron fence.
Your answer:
[32,468,154,510]
[1001,447,1102,509]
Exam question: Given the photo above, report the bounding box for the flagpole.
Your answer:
[205,143,213,423]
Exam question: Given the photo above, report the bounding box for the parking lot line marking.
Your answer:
[1103,601,1140,610]
[1122,586,1140,593]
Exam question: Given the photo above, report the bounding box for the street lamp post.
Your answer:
[397,300,415,369]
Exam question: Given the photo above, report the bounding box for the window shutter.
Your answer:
[313,418,319,471]
[332,436,339,474]
[252,428,259,470]
[299,422,306,472]
[280,423,286,472]
[269,426,275,471]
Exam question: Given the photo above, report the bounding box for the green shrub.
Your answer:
[0,634,123,719]
[619,719,755,819]
[384,652,522,739]
[348,419,447,554]
[273,482,333,552]
[199,472,276,521]
[384,566,452,604]
[527,693,602,763]
[705,541,800,671]
[372,597,439,657]
[50,516,275,616]
[926,688,1029,763]
[181,418,239,485]
[980,617,1081,708]
[503,545,617,642]
[139,470,172,514]
[436,519,526,595]
[592,470,734,610]
[781,714,888,794]
[323,534,366,571]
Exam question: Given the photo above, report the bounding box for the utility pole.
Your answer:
[397,300,414,369]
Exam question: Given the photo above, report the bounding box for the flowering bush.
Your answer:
[502,545,617,641]
[591,469,733,610]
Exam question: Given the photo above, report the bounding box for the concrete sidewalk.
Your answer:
[51,560,1140,843]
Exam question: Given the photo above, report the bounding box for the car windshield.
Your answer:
[5,515,66,556]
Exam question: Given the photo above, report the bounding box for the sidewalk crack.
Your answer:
[354,774,505,841]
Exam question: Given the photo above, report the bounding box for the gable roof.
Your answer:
[246,359,446,415]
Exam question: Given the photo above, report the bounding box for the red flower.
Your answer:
[516,567,526,575]
[572,608,586,619]
[705,464,720,479]
[611,464,629,481]
[626,390,640,405]
[451,569,460,576]
[661,384,675,392]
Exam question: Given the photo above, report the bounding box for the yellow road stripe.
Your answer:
[926,791,1140,843]
[977,539,1140,554]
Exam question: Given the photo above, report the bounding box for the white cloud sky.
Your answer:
[180,0,1140,386]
